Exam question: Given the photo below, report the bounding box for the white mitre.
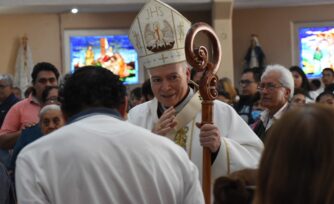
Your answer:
[129,0,191,69]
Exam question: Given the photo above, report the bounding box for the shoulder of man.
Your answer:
[128,100,155,118]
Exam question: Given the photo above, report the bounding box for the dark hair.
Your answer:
[41,86,59,104]
[289,66,311,91]
[190,68,198,80]
[216,78,237,104]
[31,62,60,84]
[255,104,334,204]
[316,91,334,102]
[24,86,34,98]
[141,79,154,101]
[322,67,334,76]
[242,68,262,83]
[214,177,253,204]
[310,79,321,90]
[293,88,310,98]
[130,87,142,101]
[61,66,126,118]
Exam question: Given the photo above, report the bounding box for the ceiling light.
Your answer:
[71,8,78,14]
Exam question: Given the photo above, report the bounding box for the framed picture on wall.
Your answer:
[292,21,334,79]
[63,29,142,85]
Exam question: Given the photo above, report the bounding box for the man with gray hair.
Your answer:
[252,64,294,142]
[128,0,263,190]
[0,74,19,168]
[0,74,19,127]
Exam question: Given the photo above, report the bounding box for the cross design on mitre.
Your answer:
[177,22,185,42]
[159,54,168,63]
[132,31,142,50]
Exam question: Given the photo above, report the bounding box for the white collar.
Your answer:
[260,102,289,130]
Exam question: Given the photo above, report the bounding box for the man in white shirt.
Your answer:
[252,64,294,141]
[15,66,204,204]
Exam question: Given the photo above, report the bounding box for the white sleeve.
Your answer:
[182,160,205,204]
[15,155,50,204]
[212,102,264,179]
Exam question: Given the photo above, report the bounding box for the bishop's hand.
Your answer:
[197,123,221,153]
[152,106,177,136]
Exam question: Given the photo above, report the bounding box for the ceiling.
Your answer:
[0,0,334,14]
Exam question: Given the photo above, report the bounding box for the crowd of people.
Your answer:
[1,0,334,203]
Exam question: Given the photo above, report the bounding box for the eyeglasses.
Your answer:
[239,80,256,86]
[257,83,283,91]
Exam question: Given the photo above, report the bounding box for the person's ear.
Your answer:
[186,67,191,81]
[118,96,129,119]
[285,88,291,100]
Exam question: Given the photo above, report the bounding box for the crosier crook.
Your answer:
[185,22,222,204]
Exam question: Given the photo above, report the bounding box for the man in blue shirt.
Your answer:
[0,74,19,168]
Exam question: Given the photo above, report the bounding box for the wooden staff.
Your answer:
[185,22,222,204]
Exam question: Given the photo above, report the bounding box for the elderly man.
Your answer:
[0,62,59,149]
[234,68,262,124]
[128,0,263,185]
[0,75,19,127]
[15,66,204,204]
[9,104,65,173]
[252,64,294,141]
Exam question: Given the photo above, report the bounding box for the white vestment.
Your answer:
[15,113,204,204]
[128,94,264,183]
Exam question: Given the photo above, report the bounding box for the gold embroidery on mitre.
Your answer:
[174,127,189,149]
[144,20,175,52]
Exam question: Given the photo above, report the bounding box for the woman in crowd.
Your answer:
[216,77,239,105]
[254,104,334,204]
[289,66,311,94]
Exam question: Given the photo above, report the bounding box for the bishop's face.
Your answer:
[149,62,190,108]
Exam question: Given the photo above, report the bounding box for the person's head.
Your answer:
[259,64,294,115]
[316,91,334,106]
[62,66,127,119]
[214,169,256,204]
[41,86,59,105]
[310,79,321,91]
[148,61,190,107]
[0,74,14,102]
[39,104,65,135]
[190,68,204,84]
[129,0,191,107]
[214,177,251,204]
[129,87,143,108]
[289,66,310,91]
[141,79,154,101]
[250,34,260,48]
[322,68,334,87]
[31,62,60,101]
[12,87,22,99]
[290,88,308,109]
[216,77,237,105]
[239,68,261,96]
[254,104,334,204]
